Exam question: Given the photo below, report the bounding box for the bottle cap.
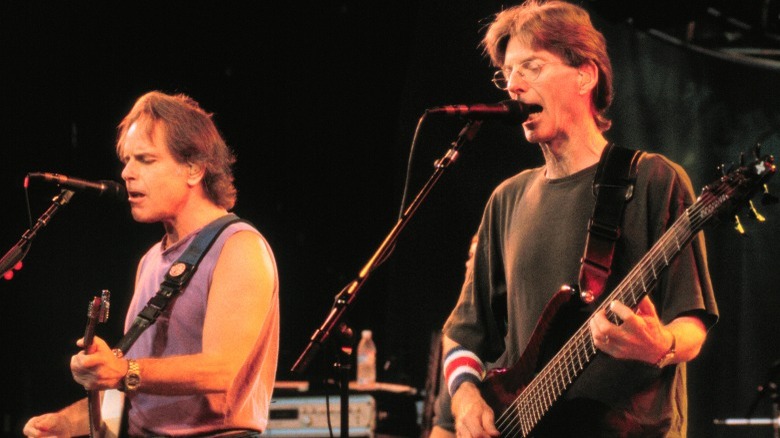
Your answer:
[361,330,372,338]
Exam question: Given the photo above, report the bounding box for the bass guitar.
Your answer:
[481,151,776,437]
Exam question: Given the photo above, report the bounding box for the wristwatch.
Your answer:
[124,359,141,392]
[654,333,677,368]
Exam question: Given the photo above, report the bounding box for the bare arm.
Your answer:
[131,230,276,394]
[23,397,88,437]
[71,230,276,395]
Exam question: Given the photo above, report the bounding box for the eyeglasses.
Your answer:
[492,60,562,90]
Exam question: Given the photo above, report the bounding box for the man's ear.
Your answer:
[577,60,599,95]
[187,162,206,186]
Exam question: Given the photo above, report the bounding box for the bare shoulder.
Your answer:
[212,229,277,296]
[221,229,274,267]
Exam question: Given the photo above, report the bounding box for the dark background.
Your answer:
[1,1,779,437]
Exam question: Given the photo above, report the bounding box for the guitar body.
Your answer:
[101,389,125,438]
[481,287,584,435]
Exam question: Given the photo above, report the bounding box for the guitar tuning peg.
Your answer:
[753,143,763,160]
[747,200,766,222]
[717,163,727,177]
[762,184,779,205]
[733,215,746,235]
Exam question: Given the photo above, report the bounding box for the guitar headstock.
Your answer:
[87,289,111,323]
[84,289,111,352]
[99,289,110,323]
[703,148,776,232]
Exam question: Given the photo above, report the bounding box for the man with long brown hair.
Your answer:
[441,1,718,436]
[24,91,279,437]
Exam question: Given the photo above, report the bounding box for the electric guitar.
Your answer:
[84,290,110,438]
[481,152,776,437]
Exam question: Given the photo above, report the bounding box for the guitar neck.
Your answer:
[84,291,110,438]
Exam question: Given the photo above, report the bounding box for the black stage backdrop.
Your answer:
[1,1,778,437]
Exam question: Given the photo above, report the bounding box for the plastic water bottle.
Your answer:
[356,330,377,386]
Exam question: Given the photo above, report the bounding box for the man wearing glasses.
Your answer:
[439,1,718,437]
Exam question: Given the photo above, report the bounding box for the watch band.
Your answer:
[654,332,677,368]
[124,359,141,392]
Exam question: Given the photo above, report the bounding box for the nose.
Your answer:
[507,70,529,96]
[121,160,135,181]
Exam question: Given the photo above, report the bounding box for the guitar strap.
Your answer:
[114,213,248,354]
[577,143,643,303]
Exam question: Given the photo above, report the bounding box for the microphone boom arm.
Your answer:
[291,118,483,374]
[0,189,75,277]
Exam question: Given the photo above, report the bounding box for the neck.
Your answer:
[162,200,228,248]
[539,123,607,179]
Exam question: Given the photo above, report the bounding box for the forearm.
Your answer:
[662,315,707,364]
[54,397,90,437]
[130,353,238,395]
[442,337,499,436]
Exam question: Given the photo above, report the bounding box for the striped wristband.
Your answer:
[443,346,486,396]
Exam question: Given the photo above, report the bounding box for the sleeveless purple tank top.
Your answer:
[123,220,279,435]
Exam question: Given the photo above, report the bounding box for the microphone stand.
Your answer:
[714,360,780,438]
[0,188,75,277]
[291,119,484,438]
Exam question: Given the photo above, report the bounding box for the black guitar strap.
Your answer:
[577,143,643,303]
[114,213,248,354]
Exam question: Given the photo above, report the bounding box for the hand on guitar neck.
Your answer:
[71,291,127,438]
[589,296,706,366]
[22,291,125,438]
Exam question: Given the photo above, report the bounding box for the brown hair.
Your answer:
[116,91,237,209]
[483,0,613,131]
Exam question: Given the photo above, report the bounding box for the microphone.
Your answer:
[27,172,126,198]
[426,100,534,123]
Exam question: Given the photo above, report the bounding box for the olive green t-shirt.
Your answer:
[444,152,718,437]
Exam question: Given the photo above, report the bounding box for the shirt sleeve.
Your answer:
[443,189,510,363]
[639,154,719,328]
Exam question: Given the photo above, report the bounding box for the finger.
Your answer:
[33,414,55,432]
[636,296,659,320]
[609,300,636,322]
[24,416,45,435]
[482,409,500,436]
[93,336,109,350]
[460,416,482,438]
[589,317,610,351]
[590,308,606,327]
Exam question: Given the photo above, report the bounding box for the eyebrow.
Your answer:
[502,56,541,68]
[121,148,157,163]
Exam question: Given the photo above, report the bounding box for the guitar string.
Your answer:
[494,181,736,437]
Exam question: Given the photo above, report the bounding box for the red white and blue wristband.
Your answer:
[444,346,486,396]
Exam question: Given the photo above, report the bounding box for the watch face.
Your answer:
[126,360,141,390]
